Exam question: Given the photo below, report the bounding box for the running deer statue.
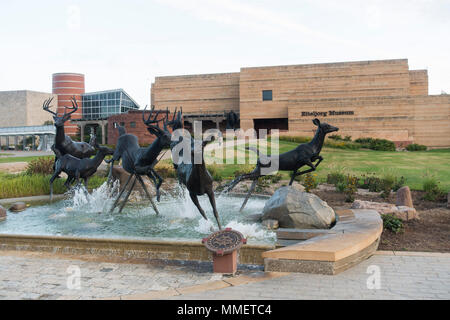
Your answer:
[168,108,222,230]
[224,118,339,211]
[49,145,114,201]
[42,96,97,159]
[106,106,173,214]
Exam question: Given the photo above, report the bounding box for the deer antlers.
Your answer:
[42,96,78,121]
[62,96,78,120]
[42,97,56,115]
[142,105,169,134]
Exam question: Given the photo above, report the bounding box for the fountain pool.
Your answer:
[0,183,275,245]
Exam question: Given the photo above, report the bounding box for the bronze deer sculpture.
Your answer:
[168,108,222,230]
[49,145,114,201]
[43,96,98,159]
[106,107,173,214]
[224,118,339,211]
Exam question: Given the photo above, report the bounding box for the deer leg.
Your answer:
[118,175,137,213]
[189,192,208,221]
[289,169,299,186]
[206,189,222,230]
[109,173,133,213]
[293,160,316,179]
[239,178,258,212]
[135,175,160,216]
[49,170,61,202]
[224,166,260,193]
[150,168,164,202]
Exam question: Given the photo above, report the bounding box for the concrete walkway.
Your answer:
[0,250,448,300]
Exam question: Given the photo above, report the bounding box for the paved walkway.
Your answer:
[0,251,448,300]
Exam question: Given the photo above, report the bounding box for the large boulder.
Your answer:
[0,205,6,220]
[9,202,27,213]
[262,186,335,229]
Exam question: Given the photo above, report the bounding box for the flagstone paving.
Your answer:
[0,250,448,300]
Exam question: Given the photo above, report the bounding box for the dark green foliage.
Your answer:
[382,214,403,233]
[355,137,396,151]
[406,143,427,151]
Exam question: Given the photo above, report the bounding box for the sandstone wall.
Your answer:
[287,94,450,148]
[151,72,240,114]
[0,90,55,127]
[239,59,411,127]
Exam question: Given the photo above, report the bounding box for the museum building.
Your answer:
[151,59,450,148]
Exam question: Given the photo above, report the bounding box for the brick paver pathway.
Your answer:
[0,251,448,300]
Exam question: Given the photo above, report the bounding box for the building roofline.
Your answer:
[52,72,85,77]
[155,72,240,81]
[0,89,55,95]
[83,88,141,109]
[240,58,410,71]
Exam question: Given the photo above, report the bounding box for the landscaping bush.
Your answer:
[279,135,310,144]
[380,173,396,199]
[360,174,384,192]
[406,143,427,151]
[280,135,361,150]
[334,174,358,202]
[25,156,55,175]
[392,176,406,192]
[154,162,177,179]
[329,134,342,141]
[302,173,319,192]
[422,176,445,201]
[327,172,346,186]
[355,137,396,151]
[382,214,403,233]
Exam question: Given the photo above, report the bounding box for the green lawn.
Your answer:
[204,140,450,192]
[0,156,43,163]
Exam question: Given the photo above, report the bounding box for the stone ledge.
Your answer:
[262,209,382,274]
[0,234,274,265]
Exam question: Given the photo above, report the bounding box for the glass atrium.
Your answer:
[81,89,140,120]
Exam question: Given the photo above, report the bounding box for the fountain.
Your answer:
[0,105,382,275]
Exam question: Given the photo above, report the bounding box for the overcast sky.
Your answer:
[1,0,449,106]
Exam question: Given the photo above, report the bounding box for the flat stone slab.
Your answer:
[262,209,383,274]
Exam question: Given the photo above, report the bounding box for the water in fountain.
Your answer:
[0,181,275,244]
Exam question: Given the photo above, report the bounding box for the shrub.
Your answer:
[233,164,254,177]
[360,174,383,192]
[325,139,361,150]
[422,176,445,202]
[327,172,346,186]
[329,134,342,141]
[406,143,427,151]
[279,136,360,150]
[26,156,55,175]
[334,174,358,202]
[278,136,310,144]
[302,173,318,192]
[355,137,396,151]
[392,176,406,192]
[382,214,403,233]
[154,162,176,179]
[206,164,223,182]
[380,173,396,199]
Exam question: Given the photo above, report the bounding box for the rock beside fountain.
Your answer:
[262,186,335,229]
[0,205,6,220]
[9,202,26,213]
[351,200,418,221]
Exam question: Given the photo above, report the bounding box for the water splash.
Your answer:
[194,218,275,242]
[69,180,119,214]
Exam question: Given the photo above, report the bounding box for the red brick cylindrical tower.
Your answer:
[52,73,85,136]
